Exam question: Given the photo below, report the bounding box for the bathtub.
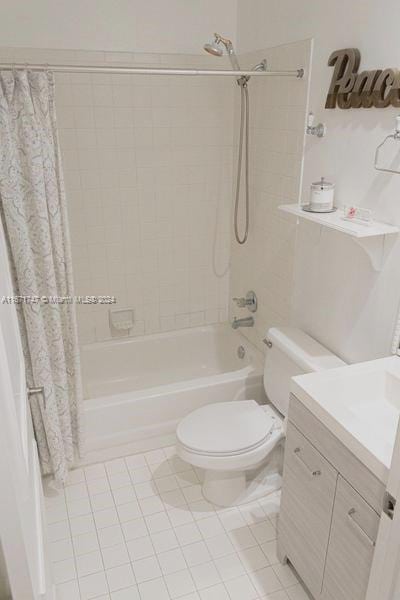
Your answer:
[82,324,265,452]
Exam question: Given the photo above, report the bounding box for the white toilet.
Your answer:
[176,326,345,507]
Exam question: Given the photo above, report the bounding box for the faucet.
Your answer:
[232,316,254,329]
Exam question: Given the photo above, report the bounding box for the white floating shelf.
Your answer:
[279,204,399,238]
[279,203,399,271]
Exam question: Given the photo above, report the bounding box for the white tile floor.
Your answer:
[45,446,311,600]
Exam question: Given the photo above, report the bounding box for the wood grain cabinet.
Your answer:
[279,422,337,599]
[322,476,380,600]
[278,395,385,600]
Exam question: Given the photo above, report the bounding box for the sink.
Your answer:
[291,355,400,483]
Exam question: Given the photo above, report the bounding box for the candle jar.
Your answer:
[309,177,335,212]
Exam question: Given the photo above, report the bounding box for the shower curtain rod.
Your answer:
[0,62,304,78]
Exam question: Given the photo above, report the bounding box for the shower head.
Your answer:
[203,33,241,72]
[204,40,223,57]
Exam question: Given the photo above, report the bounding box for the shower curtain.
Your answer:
[0,70,82,482]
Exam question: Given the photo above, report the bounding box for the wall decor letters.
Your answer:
[326,48,400,109]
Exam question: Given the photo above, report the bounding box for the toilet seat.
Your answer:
[176,401,284,472]
[176,400,274,457]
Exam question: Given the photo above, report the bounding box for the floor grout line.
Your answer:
[122,452,167,594]
[86,464,112,596]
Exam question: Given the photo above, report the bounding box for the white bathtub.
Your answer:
[82,324,265,452]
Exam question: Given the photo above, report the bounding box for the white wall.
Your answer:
[0,0,237,54]
[237,0,400,362]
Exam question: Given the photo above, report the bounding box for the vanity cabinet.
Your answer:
[279,422,337,598]
[278,395,385,600]
[322,476,380,600]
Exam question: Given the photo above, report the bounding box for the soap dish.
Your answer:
[302,204,337,214]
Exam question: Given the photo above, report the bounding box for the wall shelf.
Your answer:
[279,204,399,238]
[279,203,399,271]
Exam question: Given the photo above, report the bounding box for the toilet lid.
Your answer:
[176,401,274,456]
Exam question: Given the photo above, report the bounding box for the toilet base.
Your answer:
[203,469,246,507]
[202,458,282,507]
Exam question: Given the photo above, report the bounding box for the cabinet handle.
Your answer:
[293,447,321,478]
[347,508,376,547]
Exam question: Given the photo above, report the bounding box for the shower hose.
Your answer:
[234,81,250,245]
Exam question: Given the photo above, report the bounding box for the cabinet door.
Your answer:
[322,476,380,600]
[278,422,338,598]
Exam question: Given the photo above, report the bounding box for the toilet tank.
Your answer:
[263,327,345,417]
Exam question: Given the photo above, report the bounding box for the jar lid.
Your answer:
[311,177,334,189]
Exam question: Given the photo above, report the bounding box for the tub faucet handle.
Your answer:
[232,291,257,313]
[233,296,247,308]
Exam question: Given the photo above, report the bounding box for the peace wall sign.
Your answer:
[326,49,400,109]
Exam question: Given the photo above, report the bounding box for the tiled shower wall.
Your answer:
[229,40,311,352]
[0,42,310,347]
[59,51,233,343]
[0,47,233,343]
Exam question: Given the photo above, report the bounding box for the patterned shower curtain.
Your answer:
[0,70,82,482]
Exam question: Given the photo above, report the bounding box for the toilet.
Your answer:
[176,326,345,507]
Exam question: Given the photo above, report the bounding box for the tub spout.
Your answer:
[232,316,254,329]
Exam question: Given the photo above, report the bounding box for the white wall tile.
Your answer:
[49,49,234,344]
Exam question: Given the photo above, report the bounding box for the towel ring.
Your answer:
[374,115,400,175]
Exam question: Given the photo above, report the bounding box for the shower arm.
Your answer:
[213,33,241,72]
[213,33,234,49]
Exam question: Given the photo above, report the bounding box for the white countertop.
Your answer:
[291,355,400,484]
